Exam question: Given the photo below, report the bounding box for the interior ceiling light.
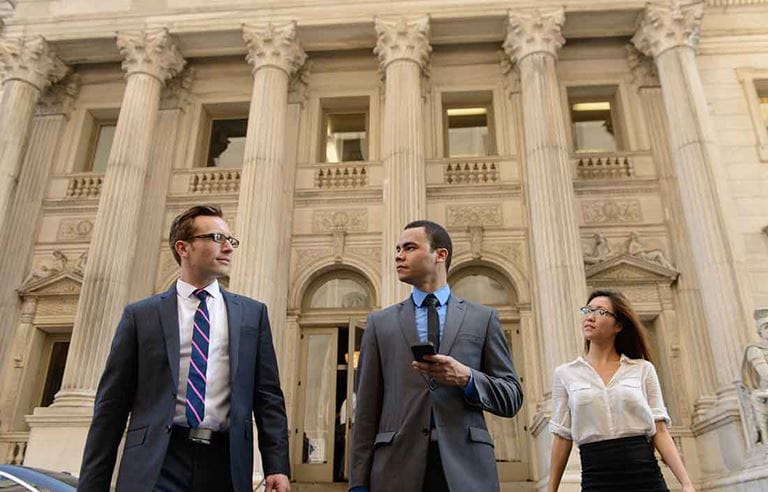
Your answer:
[572,102,611,112]
[446,107,487,116]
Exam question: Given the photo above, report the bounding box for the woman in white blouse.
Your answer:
[548,289,694,491]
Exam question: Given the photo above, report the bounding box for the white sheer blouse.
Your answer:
[549,355,671,446]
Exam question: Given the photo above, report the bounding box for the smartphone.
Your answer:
[411,342,437,363]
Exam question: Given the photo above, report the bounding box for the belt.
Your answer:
[171,425,227,446]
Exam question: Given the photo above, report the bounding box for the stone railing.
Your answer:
[315,164,368,188]
[65,173,104,198]
[0,433,28,465]
[187,169,241,194]
[573,153,635,179]
[444,157,499,184]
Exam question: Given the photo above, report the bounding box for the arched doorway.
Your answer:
[293,269,375,485]
[449,264,530,483]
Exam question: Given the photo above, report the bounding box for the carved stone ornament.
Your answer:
[583,231,677,273]
[483,242,523,267]
[116,28,186,82]
[626,44,660,88]
[503,8,565,64]
[288,60,310,105]
[312,209,367,233]
[583,232,614,265]
[35,72,81,116]
[19,250,87,293]
[469,226,483,259]
[161,67,194,110]
[624,232,674,270]
[632,1,705,59]
[293,247,332,277]
[582,199,643,225]
[499,51,521,98]
[57,218,94,241]
[0,35,69,91]
[446,205,503,227]
[374,16,432,73]
[739,308,768,449]
[243,22,307,77]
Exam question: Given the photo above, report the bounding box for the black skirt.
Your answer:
[580,435,669,491]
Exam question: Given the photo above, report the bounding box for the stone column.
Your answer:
[627,46,718,415]
[633,2,752,390]
[375,16,431,306]
[503,9,585,390]
[0,74,79,368]
[54,28,185,407]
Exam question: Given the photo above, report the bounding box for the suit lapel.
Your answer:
[222,289,242,384]
[439,295,467,355]
[398,296,419,348]
[159,284,180,389]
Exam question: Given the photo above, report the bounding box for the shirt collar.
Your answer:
[576,354,640,366]
[412,283,451,308]
[176,278,221,299]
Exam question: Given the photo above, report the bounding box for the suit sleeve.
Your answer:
[349,314,382,489]
[465,309,524,418]
[78,306,139,492]
[253,303,291,477]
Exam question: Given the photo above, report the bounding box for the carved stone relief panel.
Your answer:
[292,248,332,279]
[581,199,643,225]
[35,296,79,318]
[312,209,367,233]
[446,205,503,227]
[56,219,95,241]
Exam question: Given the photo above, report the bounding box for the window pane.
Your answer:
[41,341,69,407]
[325,113,367,163]
[452,274,509,305]
[570,100,617,152]
[447,108,491,157]
[310,278,369,309]
[90,124,116,172]
[302,334,335,464]
[207,119,248,167]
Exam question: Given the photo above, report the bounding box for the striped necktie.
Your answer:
[186,289,210,428]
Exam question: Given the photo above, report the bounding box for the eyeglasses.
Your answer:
[190,233,240,248]
[579,306,616,318]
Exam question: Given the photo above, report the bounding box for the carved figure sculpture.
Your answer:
[625,232,674,269]
[741,309,768,445]
[584,233,614,265]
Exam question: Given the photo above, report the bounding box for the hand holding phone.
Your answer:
[411,342,436,363]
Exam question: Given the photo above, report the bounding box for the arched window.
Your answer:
[450,267,515,306]
[303,271,374,310]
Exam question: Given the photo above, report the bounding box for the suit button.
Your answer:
[422,428,429,436]
[482,397,490,405]
[166,425,172,433]
[171,392,177,399]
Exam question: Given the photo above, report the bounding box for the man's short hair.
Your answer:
[169,204,224,265]
[404,220,453,272]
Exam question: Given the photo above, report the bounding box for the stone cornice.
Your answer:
[626,44,660,88]
[503,8,565,64]
[374,16,431,72]
[0,35,67,91]
[242,22,307,77]
[116,27,186,83]
[632,1,705,59]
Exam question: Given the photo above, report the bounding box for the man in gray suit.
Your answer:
[349,220,523,491]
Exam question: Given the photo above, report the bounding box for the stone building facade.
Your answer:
[0,0,767,490]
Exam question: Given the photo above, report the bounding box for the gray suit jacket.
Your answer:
[349,294,523,491]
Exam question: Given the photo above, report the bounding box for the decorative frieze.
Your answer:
[116,28,186,82]
[503,8,566,63]
[583,232,675,271]
[188,169,240,194]
[312,209,367,233]
[0,35,68,91]
[315,165,368,188]
[56,219,95,241]
[632,1,704,58]
[22,250,87,287]
[581,199,643,224]
[294,248,332,276]
[243,22,307,76]
[374,16,431,72]
[446,204,503,227]
[575,155,634,179]
[445,160,499,185]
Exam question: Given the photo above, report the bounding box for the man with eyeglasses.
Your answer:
[79,204,290,492]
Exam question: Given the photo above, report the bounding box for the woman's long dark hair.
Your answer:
[584,289,654,363]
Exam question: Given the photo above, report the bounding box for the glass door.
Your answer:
[342,319,364,481]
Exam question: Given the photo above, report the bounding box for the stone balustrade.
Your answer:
[0,433,28,465]
[65,173,104,198]
[188,168,241,193]
[315,164,368,188]
[574,153,635,179]
[444,158,499,185]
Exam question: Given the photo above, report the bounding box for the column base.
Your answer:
[23,404,94,474]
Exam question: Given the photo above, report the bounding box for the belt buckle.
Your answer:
[188,427,213,445]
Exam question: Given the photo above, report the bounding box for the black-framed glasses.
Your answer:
[579,306,616,318]
[190,233,240,248]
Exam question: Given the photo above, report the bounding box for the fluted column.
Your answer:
[633,1,751,390]
[503,9,585,390]
[375,16,431,306]
[54,28,185,406]
[0,74,79,374]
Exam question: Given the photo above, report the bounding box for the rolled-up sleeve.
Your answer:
[644,362,671,427]
[549,367,572,440]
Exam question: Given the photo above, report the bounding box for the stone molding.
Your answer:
[626,44,660,88]
[503,8,565,64]
[581,199,643,224]
[243,22,307,77]
[373,16,431,73]
[35,72,80,116]
[116,28,186,83]
[0,35,68,91]
[632,1,705,59]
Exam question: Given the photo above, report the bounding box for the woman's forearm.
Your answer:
[547,435,573,492]
[652,422,694,489]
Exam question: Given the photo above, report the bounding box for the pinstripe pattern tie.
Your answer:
[186,289,210,428]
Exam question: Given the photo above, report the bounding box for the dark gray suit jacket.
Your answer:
[349,295,523,491]
[77,285,290,492]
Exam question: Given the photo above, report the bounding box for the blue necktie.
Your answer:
[186,289,210,428]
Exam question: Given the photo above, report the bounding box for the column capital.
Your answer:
[116,28,186,83]
[243,22,307,77]
[36,72,81,116]
[503,8,565,64]
[374,16,431,73]
[160,67,194,110]
[631,1,704,59]
[626,44,660,88]
[0,35,68,92]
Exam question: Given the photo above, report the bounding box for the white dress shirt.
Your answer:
[174,279,231,431]
[549,355,671,446]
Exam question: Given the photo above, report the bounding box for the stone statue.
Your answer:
[741,309,768,446]
[584,232,613,265]
[21,250,69,285]
[625,232,674,269]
